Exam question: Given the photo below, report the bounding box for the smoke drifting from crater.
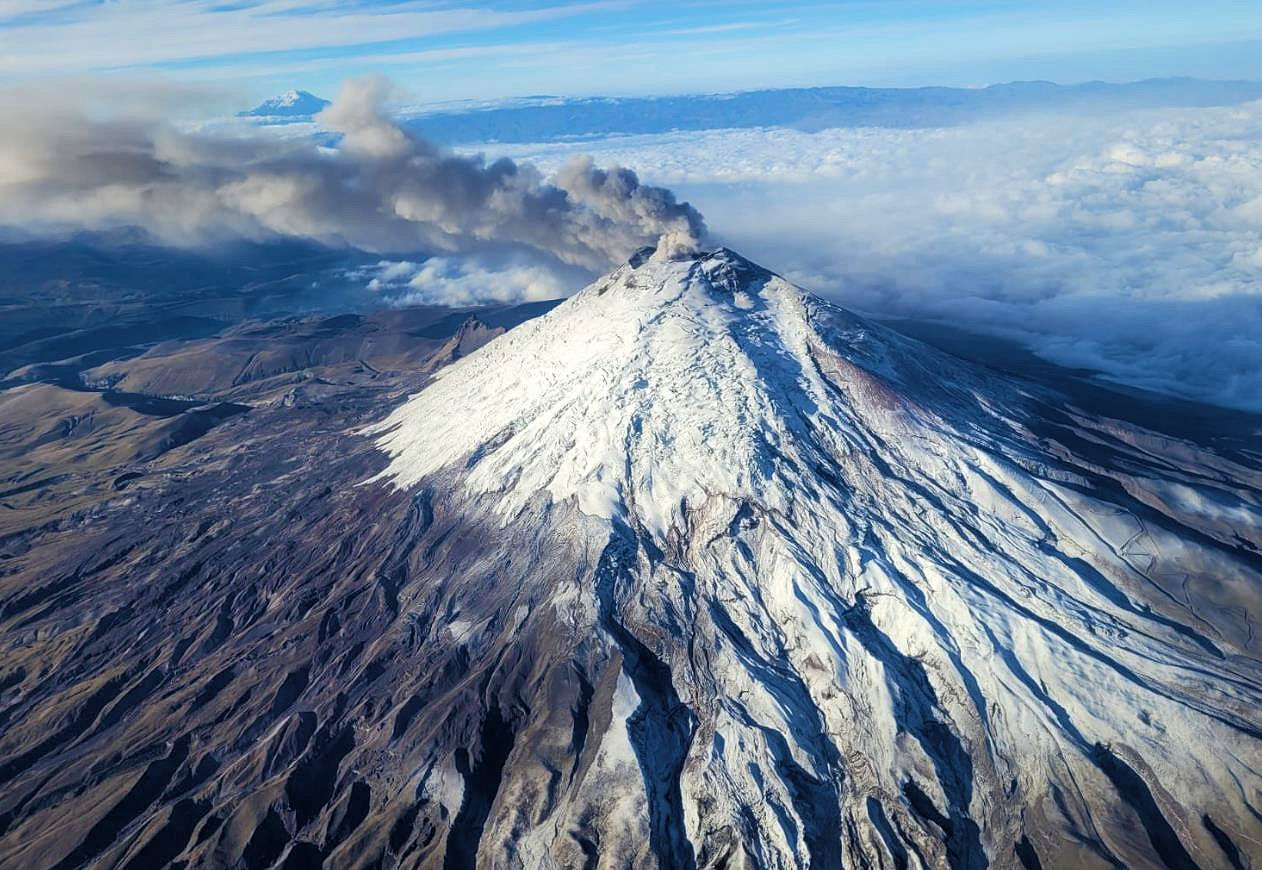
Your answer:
[0,76,706,271]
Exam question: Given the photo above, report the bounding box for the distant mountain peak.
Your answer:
[238,89,330,119]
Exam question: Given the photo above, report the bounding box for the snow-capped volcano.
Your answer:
[369,248,1262,867]
[238,88,330,119]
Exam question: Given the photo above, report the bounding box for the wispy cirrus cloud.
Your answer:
[4,1,1262,100]
[0,0,612,76]
[0,0,70,18]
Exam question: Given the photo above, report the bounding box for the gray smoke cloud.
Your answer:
[0,76,705,271]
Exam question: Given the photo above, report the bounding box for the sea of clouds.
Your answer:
[462,102,1262,412]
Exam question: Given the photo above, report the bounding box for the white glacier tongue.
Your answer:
[368,247,1262,868]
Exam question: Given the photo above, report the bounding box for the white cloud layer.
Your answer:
[354,255,569,307]
[466,102,1262,411]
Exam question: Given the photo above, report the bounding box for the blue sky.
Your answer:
[2,1,1262,103]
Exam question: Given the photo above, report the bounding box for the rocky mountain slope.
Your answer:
[0,248,1259,868]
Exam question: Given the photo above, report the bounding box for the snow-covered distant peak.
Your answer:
[238,89,331,119]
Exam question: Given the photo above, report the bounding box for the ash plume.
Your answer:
[0,77,706,270]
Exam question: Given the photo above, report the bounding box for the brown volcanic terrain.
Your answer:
[0,297,555,868]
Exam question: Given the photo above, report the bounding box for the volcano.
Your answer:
[1,248,1259,869]
[365,246,1262,868]
[239,89,331,120]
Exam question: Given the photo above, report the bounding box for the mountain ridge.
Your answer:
[397,77,1262,144]
[233,78,1262,140]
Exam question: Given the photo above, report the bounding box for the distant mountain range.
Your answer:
[401,77,1262,144]
[240,77,1262,144]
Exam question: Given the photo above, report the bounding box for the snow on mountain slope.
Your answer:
[239,88,331,119]
[369,247,1262,868]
